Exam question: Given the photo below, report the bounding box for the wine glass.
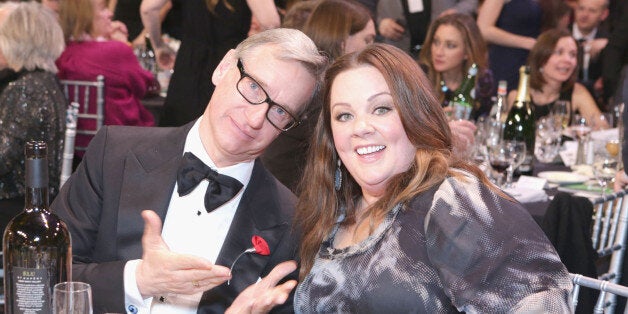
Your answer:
[551,100,571,130]
[504,141,526,188]
[592,157,618,196]
[53,282,93,314]
[488,142,515,188]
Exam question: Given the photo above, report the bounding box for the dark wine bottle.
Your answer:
[503,66,535,176]
[3,141,72,313]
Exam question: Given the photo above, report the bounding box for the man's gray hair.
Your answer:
[0,2,65,73]
[235,28,327,80]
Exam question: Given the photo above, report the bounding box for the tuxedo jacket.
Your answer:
[51,122,299,313]
[573,25,610,86]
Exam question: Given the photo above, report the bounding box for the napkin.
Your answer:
[504,185,549,203]
[560,141,578,167]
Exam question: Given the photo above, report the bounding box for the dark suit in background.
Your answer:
[51,123,299,313]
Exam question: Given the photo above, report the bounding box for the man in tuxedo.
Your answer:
[51,28,326,313]
[572,0,610,108]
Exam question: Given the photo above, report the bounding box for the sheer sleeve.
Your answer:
[424,172,573,313]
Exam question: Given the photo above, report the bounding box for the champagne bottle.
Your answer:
[503,66,535,176]
[3,141,72,313]
[450,63,478,120]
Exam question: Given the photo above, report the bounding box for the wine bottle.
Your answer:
[3,141,72,313]
[503,66,535,176]
[450,63,478,120]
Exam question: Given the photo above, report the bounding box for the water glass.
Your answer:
[535,117,562,163]
[53,282,93,314]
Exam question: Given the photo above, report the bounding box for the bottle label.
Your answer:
[11,267,51,313]
[452,101,472,120]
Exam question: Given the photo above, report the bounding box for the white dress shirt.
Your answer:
[123,117,254,313]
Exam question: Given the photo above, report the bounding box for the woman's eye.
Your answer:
[374,106,392,115]
[336,113,352,122]
[446,43,457,49]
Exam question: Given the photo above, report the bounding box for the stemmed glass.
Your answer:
[53,282,93,314]
[488,142,516,188]
[504,141,526,188]
[592,157,617,196]
[551,100,571,130]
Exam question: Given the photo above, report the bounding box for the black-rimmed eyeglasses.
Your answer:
[236,59,300,132]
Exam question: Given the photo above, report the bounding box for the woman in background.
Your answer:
[477,0,542,90]
[419,13,495,120]
[56,0,157,155]
[0,1,66,229]
[507,28,602,123]
[141,0,280,127]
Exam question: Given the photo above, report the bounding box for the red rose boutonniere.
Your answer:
[228,235,270,285]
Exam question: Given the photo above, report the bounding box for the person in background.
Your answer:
[232,43,573,312]
[109,0,181,47]
[507,28,602,124]
[602,0,628,106]
[571,0,609,110]
[56,0,157,158]
[281,0,319,30]
[261,0,375,191]
[141,0,280,127]
[38,0,60,13]
[418,13,495,120]
[50,28,327,313]
[477,0,542,90]
[377,0,477,57]
[0,1,66,230]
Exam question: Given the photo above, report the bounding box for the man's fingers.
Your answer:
[260,261,297,287]
[141,210,165,248]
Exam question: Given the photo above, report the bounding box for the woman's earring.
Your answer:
[334,159,342,191]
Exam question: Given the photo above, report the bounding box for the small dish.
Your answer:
[537,171,589,185]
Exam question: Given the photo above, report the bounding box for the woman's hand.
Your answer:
[226,261,298,314]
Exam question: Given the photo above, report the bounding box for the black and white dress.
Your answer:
[294,170,572,313]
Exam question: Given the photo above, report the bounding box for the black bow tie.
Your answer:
[176,152,243,212]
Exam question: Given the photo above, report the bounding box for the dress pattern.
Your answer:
[0,70,67,199]
[294,170,572,313]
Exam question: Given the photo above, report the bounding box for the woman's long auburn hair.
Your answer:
[295,43,493,279]
[418,13,489,104]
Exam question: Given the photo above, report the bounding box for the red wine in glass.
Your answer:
[490,160,510,173]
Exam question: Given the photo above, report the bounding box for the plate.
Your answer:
[537,171,589,185]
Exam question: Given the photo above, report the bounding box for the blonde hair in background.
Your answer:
[0,1,65,73]
[58,0,95,42]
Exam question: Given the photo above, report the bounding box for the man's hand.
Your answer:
[589,38,608,59]
[378,18,405,41]
[614,170,628,192]
[226,261,298,314]
[135,210,232,297]
[449,119,477,158]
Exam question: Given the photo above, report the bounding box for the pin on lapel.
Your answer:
[228,235,270,285]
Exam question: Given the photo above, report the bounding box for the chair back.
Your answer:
[60,102,79,188]
[59,75,105,153]
[588,190,628,312]
[571,273,628,313]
